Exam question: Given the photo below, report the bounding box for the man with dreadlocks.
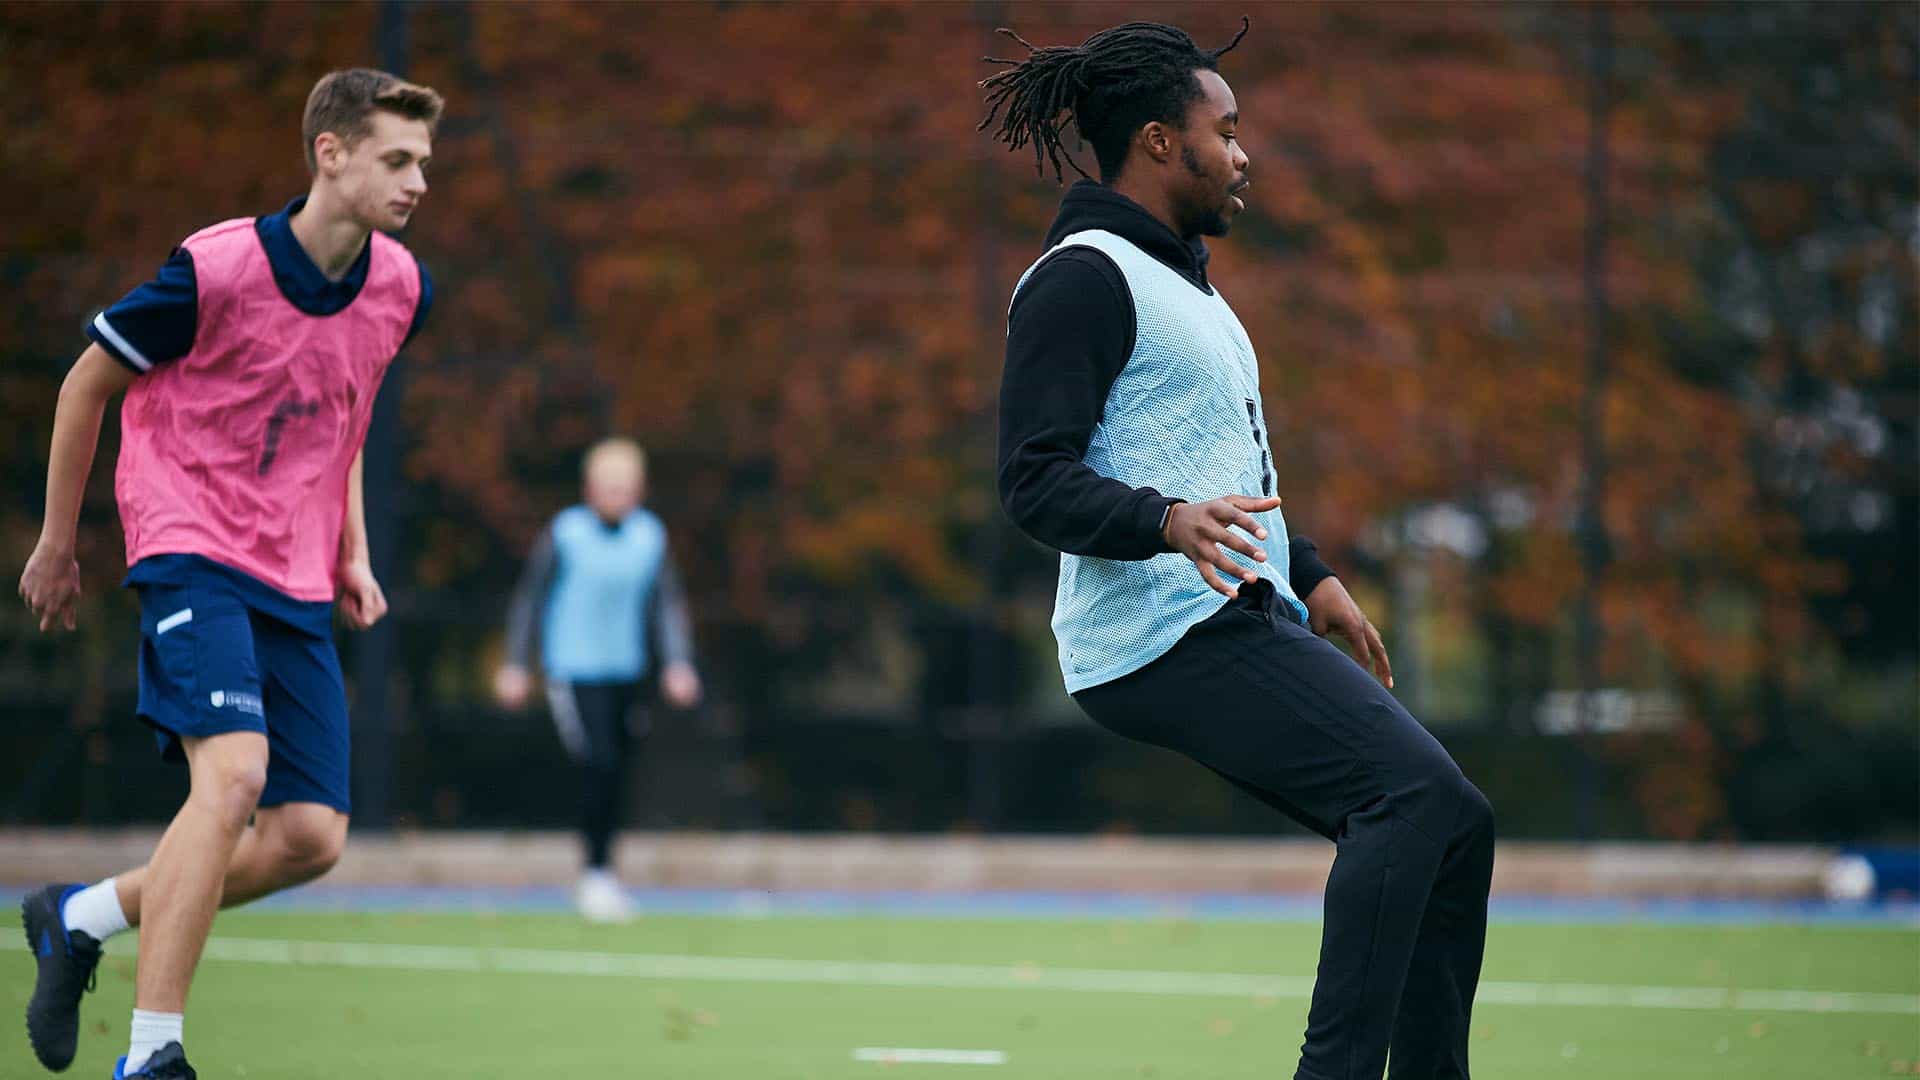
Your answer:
[984,18,1493,1080]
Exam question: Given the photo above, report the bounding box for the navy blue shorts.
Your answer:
[129,555,351,813]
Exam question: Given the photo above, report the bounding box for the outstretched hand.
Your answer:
[661,662,703,709]
[337,560,388,630]
[1162,495,1281,598]
[1305,576,1393,688]
[493,664,532,710]
[18,542,81,633]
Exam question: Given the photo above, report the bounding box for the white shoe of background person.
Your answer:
[575,869,633,924]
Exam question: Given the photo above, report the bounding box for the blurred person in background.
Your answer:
[494,437,701,923]
[16,69,441,1080]
[985,19,1493,1080]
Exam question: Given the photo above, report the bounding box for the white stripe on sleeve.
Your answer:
[92,313,154,372]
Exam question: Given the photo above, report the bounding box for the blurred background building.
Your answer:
[2,1,1913,849]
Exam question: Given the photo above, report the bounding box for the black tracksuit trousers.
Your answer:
[549,678,648,870]
[1072,581,1494,1080]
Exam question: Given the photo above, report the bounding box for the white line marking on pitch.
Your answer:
[853,1048,1007,1066]
[10,935,1912,1017]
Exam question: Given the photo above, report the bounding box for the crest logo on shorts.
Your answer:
[209,690,265,717]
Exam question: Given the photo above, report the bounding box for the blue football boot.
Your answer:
[113,1042,196,1079]
[22,882,103,1071]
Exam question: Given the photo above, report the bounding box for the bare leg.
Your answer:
[111,802,350,926]
[131,732,267,1014]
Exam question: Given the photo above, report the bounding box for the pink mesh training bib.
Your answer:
[115,218,421,601]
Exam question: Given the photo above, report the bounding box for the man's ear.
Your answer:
[312,132,344,175]
[1137,121,1175,166]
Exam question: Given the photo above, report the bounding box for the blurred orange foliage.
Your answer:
[3,2,1910,839]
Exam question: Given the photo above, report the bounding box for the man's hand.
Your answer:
[1305,576,1393,688]
[661,662,703,709]
[493,664,532,710]
[337,559,388,630]
[1162,495,1280,598]
[19,542,81,633]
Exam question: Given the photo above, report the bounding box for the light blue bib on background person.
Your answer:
[1012,228,1308,693]
[541,505,668,682]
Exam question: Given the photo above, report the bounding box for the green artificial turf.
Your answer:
[7,911,1915,1078]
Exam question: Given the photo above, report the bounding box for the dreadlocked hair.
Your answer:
[978,17,1249,183]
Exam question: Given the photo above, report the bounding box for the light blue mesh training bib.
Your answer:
[1012,229,1308,692]
[541,505,667,681]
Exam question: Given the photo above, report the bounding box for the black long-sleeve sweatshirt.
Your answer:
[996,180,1336,599]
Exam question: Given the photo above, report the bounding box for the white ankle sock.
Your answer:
[62,878,130,942]
[126,1009,182,1074]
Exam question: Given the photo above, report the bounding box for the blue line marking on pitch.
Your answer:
[3,884,1913,926]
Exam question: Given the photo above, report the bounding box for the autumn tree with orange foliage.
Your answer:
[1,1,1909,838]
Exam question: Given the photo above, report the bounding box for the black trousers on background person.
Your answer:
[546,677,652,870]
[1073,581,1494,1080]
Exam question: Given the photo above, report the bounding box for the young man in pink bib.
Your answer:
[17,69,442,1080]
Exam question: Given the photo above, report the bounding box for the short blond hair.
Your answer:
[302,68,444,173]
[583,437,647,486]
